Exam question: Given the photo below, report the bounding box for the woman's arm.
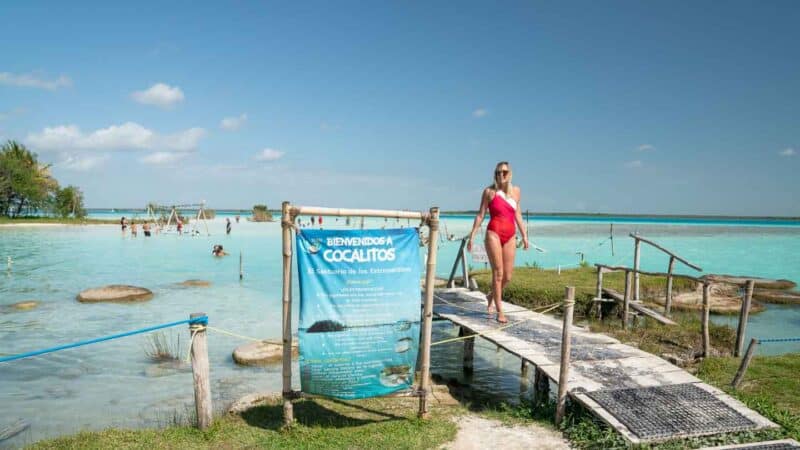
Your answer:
[467,188,490,252]
[513,187,529,250]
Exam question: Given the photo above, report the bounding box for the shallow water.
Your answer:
[0,215,799,446]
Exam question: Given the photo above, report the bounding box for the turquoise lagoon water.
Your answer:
[1,215,799,445]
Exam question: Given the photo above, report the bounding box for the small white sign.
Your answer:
[471,242,488,263]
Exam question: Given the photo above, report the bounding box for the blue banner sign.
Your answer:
[296,228,422,399]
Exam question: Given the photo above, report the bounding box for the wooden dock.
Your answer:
[432,288,778,445]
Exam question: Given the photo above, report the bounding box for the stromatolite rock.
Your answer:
[10,301,38,310]
[77,285,153,303]
[232,340,298,366]
[177,280,212,287]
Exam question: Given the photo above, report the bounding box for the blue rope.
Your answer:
[759,337,800,344]
[0,315,208,364]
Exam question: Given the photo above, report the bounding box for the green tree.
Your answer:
[0,140,59,217]
[53,185,86,218]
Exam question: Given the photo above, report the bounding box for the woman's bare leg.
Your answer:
[485,231,504,316]
[495,237,517,323]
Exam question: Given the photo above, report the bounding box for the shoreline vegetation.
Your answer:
[26,267,800,449]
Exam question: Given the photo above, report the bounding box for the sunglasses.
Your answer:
[495,170,509,176]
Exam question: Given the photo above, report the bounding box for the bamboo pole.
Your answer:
[732,338,759,389]
[292,205,424,220]
[735,280,755,357]
[281,201,294,426]
[665,256,675,315]
[633,238,641,301]
[418,207,440,419]
[627,233,703,271]
[239,251,243,281]
[623,271,632,330]
[189,312,212,430]
[595,264,706,284]
[555,286,575,426]
[609,223,614,256]
[702,282,711,358]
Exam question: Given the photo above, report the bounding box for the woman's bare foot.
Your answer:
[486,291,495,314]
[497,313,508,324]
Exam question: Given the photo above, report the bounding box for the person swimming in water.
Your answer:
[212,244,229,256]
[467,161,529,323]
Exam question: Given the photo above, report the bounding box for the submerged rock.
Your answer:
[9,301,38,311]
[702,274,796,290]
[753,288,800,304]
[177,280,211,287]
[77,285,153,303]
[232,340,298,366]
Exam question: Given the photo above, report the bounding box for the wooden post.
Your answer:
[665,256,675,315]
[189,313,212,430]
[461,243,470,288]
[459,326,474,374]
[280,201,294,426]
[609,223,614,256]
[239,251,243,281]
[418,207,440,419]
[702,282,711,358]
[520,360,530,394]
[534,367,550,405]
[735,280,755,357]
[595,266,604,318]
[555,286,575,426]
[622,271,632,330]
[732,338,759,389]
[633,238,641,301]
[447,238,467,288]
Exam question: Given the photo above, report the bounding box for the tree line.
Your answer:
[0,140,86,218]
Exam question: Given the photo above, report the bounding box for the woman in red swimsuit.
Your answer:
[467,161,529,323]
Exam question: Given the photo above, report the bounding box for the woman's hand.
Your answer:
[467,237,473,252]
[523,236,530,250]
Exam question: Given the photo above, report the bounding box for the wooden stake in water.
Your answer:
[702,282,711,358]
[555,287,575,426]
[189,312,212,430]
[735,280,755,357]
[239,251,243,281]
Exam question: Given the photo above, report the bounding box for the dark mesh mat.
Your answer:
[586,383,758,440]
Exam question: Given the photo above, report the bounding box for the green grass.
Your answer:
[28,396,459,449]
[470,266,696,317]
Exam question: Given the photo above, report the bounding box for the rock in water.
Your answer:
[232,340,298,366]
[77,285,153,303]
[10,301,38,310]
[178,280,211,287]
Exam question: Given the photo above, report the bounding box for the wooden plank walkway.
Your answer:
[432,288,778,445]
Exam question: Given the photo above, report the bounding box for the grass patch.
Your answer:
[471,266,696,317]
[143,332,183,362]
[28,396,459,449]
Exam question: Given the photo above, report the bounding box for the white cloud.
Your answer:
[140,151,190,166]
[636,144,655,152]
[624,160,643,169]
[131,83,185,108]
[220,113,248,131]
[254,148,284,161]
[780,148,796,157]
[57,153,110,171]
[472,108,488,118]
[26,122,206,152]
[320,121,340,131]
[0,72,72,90]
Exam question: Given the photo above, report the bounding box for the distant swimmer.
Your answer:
[235,215,240,223]
[212,244,229,257]
[177,218,183,235]
[467,161,529,324]
[143,222,152,237]
[311,216,315,226]
[226,217,232,235]
[120,216,127,233]
[131,221,138,237]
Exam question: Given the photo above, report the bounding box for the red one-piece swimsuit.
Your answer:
[487,190,517,245]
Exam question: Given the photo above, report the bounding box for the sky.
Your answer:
[0,1,798,215]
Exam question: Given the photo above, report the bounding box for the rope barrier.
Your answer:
[0,316,208,364]
[758,337,800,344]
[205,326,281,346]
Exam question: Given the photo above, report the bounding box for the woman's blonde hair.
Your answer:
[490,161,512,194]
